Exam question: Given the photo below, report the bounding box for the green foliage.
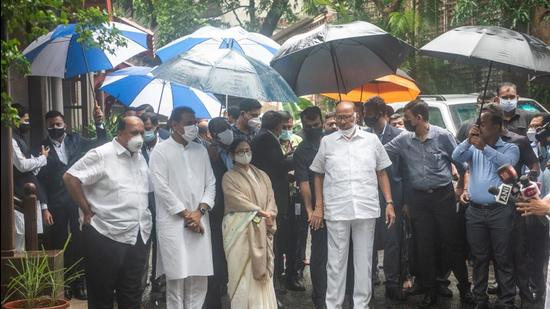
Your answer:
[1,1,125,128]
[155,0,207,47]
[83,112,120,139]
[3,234,83,306]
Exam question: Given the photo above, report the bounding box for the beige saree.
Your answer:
[222,164,278,309]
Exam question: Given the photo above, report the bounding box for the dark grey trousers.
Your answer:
[310,223,328,307]
[373,204,402,288]
[466,205,515,305]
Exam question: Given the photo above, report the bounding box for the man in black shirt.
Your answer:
[231,99,262,143]
[294,107,327,309]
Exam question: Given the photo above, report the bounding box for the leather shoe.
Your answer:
[418,292,437,308]
[487,281,498,295]
[385,287,406,301]
[71,285,87,300]
[287,278,306,292]
[436,285,453,298]
[277,298,285,309]
[405,283,426,296]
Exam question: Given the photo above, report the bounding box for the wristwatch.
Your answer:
[199,206,208,216]
[386,201,394,205]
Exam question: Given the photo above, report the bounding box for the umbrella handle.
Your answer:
[329,44,343,102]
[157,81,167,115]
[477,61,493,125]
[80,46,97,104]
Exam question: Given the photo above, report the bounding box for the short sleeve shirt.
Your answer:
[310,128,392,221]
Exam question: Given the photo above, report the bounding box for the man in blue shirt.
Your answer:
[453,104,520,309]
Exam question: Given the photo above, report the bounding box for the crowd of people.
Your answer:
[10,81,550,309]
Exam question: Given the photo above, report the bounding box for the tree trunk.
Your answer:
[259,0,289,37]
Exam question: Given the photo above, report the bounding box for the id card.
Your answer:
[295,203,301,216]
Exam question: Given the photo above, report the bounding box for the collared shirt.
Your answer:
[385,125,460,191]
[504,109,535,136]
[67,139,152,245]
[50,135,68,165]
[294,137,321,205]
[231,124,257,143]
[452,138,519,204]
[310,128,392,221]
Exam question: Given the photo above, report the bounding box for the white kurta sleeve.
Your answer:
[66,149,105,185]
[12,139,46,173]
[200,151,216,209]
[149,149,187,216]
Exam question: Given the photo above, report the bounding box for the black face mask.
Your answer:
[363,115,380,128]
[404,120,416,132]
[48,127,65,139]
[18,123,30,135]
[304,127,323,141]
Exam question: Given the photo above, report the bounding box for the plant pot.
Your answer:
[2,299,70,309]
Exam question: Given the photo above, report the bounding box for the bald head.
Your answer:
[335,101,356,130]
[117,116,144,151]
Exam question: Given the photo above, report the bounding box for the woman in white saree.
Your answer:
[222,138,278,309]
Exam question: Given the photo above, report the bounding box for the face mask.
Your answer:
[143,130,156,143]
[364,115,380,128]
[404,120,416,132]
[127,135,144,153]
[234,151,252,165]
[527,128,537,143]
[48,127,65,140]
[304,127,323,140]
[217,129,234,146]
[500,98,517,112]
[280,129,293,141]
[339,125,356,138]
[248,117,261,129]
[19,122,30,135]
[181,125,199,142]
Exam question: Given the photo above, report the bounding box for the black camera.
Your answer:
[536,122,550,143]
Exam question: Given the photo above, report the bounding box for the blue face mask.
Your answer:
[280,129,293,141]
[143,129,156,143]
[500,98,517,112]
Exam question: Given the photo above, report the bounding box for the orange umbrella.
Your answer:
[322,69,420,103]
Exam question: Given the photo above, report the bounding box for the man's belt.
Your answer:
[470,202,504,210]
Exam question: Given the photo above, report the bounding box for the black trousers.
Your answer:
[526,216,549,297]
[373,203,402,288]
[274,214,290,291]
[204,218,228,308]
[48,203,84,288]
[82,225,150,309]
[287,197,308,281]
[310,222,328,306]
[511,214,532,300]
[408,184,469,291]
[466,204,515,305]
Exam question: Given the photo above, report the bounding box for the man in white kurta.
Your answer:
[149,106,216,309]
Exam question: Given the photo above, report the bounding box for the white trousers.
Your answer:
[326,218,376,309]
[166,276,207,309]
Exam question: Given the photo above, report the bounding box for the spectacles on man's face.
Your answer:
[235,149,251,155]
[336,114,354,121]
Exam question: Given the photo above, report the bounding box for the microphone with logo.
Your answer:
[487,164,520,206]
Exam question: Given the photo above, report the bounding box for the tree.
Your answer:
[1,1,124,127]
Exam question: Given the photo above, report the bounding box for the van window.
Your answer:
[518,101,544,113]
[449,103,478,129]
[395,107,446,129]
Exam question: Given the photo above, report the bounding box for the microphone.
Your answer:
[497,164,518,184]
[488,184,514,205]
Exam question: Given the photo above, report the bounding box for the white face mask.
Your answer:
[339,125,356,138]
[527,128,537,143]
[234,152,252,165]
[500,97,517,112]
[127,135,144,153]
[217,129,234,146]
[181,125,199,142]
[248,117,261,129]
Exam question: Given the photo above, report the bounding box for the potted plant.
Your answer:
[2,235,83,309]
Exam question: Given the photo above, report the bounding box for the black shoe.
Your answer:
[458,286,475,305]
[287,278,306,292]
[494,304,517,309]
[373,270,381,286]
[71,285,87,300]
[474,302,489,309]
[385,286,406,301]
[405,283,426,296]
[520,296,536,309]
[418,292,437,308]
[277,298,285,309]
[436,285,453,298]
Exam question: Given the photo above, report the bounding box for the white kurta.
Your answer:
[149,138,216,280]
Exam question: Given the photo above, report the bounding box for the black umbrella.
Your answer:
[420,26,550,120]
[270,21,414,98]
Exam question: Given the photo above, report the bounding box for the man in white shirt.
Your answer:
[149,106,216,309]
[63,116,152,308]
[310,101,395,309]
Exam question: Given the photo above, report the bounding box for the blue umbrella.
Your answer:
[100,66,222,118]
[22,22,148,78]
[156,26,280,64]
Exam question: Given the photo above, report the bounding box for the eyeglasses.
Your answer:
[335,114,354,121]
[235,150,251,155]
